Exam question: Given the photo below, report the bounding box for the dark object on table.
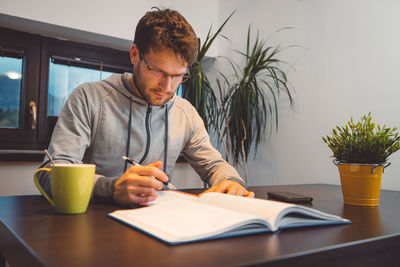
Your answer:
[267,191,313,203]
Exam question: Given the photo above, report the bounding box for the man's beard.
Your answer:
[132,65,174,106]
[132,66,149,103]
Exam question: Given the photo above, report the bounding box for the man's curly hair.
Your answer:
[134,7,198,66]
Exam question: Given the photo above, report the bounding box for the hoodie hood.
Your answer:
[104,73,177,109]
[102,74,172,188]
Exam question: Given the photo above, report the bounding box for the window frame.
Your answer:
[0,28,41,150]
[0,27,131,160]
[0,48,25,129]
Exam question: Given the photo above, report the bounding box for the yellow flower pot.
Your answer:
[335,161,390,206]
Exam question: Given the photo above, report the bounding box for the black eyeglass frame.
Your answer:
[139,53,190,84]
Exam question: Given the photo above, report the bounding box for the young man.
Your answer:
[38,8,254,206]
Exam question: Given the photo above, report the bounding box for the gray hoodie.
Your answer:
[38,73,245,203]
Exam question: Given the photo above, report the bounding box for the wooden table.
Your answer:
[1,184,400,267]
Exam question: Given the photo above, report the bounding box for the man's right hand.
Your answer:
[113,161,168,206]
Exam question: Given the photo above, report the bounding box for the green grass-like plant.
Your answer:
[182,12,296,180]
[322,113,400,164]
[182,11,234,132]
[219,27,294,166]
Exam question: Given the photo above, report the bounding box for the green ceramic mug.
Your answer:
[34,164,96,214]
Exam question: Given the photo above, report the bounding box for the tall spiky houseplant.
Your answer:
[182,12,234,132]
[218,27,294,181]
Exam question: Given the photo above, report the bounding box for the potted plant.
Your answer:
[217,27,295,182]
[182,13,296,185]
[322,113,400,206]
[182,11,234,132]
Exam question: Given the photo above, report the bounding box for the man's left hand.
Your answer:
[203,180,255,198]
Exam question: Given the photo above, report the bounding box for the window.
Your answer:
[0,28,40,152]
[176,84,183,98]
[0,27,131,159]
[0,51,23,128]
[48,57,117,117]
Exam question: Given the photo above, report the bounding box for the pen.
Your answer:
[122,155,140,166]
[122,156,169,189]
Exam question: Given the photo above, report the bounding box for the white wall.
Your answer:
[0,0,219,54]
[0,162,40,195]
[219,0,400,190]
[2,0,400,195]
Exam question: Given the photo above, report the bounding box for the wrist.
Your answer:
[226,177,248,189]
[92,176,119,204]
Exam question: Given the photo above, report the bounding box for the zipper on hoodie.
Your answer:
[139,105,152,164]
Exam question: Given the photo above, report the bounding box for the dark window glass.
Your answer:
[176,84,183,97]
[48,58,116,116]
[0,52,24,128]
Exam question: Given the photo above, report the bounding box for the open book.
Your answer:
[108,190,350,245]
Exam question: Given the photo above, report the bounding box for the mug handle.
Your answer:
[33,168,55,207]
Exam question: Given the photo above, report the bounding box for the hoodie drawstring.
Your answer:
[124,100,169,178]
[124,98,133,172]
[163,105,168,173]
[115,76,169,181]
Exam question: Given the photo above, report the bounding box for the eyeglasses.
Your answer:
[140,54,190,84]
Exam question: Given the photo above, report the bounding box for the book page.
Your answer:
[276,206,349,227]
[198,192,350,229]
[109,197,269,243]
[146,190,198,205]
[198,192,295,229]
[109,191,350,244]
